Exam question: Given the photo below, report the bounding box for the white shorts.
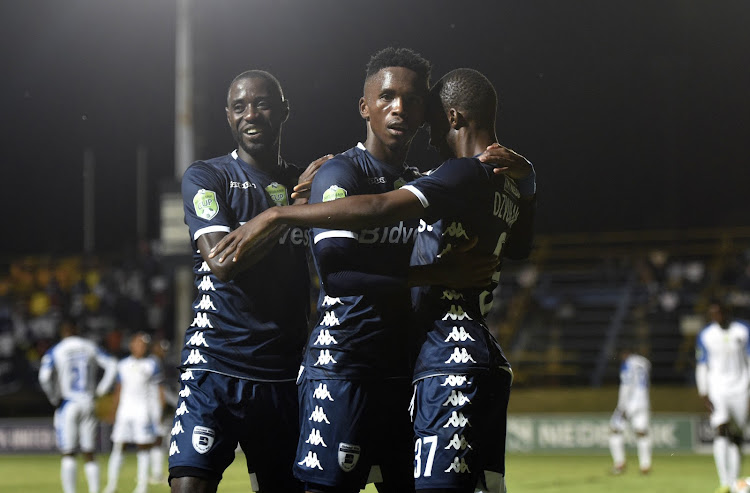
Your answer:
[709,391,749,429]
[54,399,97,454]
[610,408,650,434]
[111,413,157,445]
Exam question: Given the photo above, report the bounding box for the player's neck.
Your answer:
[236,147,281,175]
[363,135,408,168]
[455,128,497,159]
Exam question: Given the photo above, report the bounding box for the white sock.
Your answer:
[105,442,123,492]
[714,436,730,486]
[136,449,150,488]
[728,442,741,486]
[84,460,100,493]
[609,432,626,468]
[61,456,77,493]
[150,445,164,481]
[636,435,652,470]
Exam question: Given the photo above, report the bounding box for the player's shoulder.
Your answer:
[315,149,365,180]
[733,319,750,331]
[183,154,236,180]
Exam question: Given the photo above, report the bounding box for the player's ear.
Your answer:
[225,107,231,125]
[281,99,290,123]
[448,108,464,130]
[359,96,370,121]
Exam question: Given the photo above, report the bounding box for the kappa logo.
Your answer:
[183,349,207,365]
[190,313,213,329]
[322,185,347,202]
[320,311,340,327]
[443,390,472,407]
[194,294,216,311]
[199,261,210,273]
[175,401,190,416]
[314,329,338,346]
[445,433,473,450]
[444,327,475,342]
[197,276,216,292]
[441,375,470,387]
[444,457,471,473]
[298,451,323,470]
[337,443,360,472]
[309,405,331,424]
[445,348,477,365]
[322,296,342,307]
[192,426,215,454]
[180,371,194,381]
[441,290,465,301]
[313,383,334,401]
[171,420,185,436]
[193,189,219,221]
[368,176,386,185]
[442,305,473,321]
[179,386,191,398]
[443,411,472,428]
[305,428,327,447]
[315,349,338,366]
[187,331,209,347]
[445,221,470,240]
[169,441,180,456]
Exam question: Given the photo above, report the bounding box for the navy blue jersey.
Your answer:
[402,157,533,380]
[180,150,310,381]
[305,143,422,380]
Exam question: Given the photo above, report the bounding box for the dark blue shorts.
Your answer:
[294,376,414,491]
[167,370,302,492]
[412,368,512,492]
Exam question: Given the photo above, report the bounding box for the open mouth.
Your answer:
[242,127,263,137]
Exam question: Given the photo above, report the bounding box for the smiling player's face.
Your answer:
[226,76,289,161]
[360,67,426,157]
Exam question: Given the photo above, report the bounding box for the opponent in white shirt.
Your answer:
[38,319,118,493]
[104,333,162,493]
[608,348,652,475]
[696,301,750,493]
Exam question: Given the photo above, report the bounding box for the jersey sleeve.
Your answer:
[695,329,709,396]
[38,349,59,405]
[182,162,234,244]
[309,157,407,297]
[401,158,481,224]
[309,157,366,243]
[95,349,118,397]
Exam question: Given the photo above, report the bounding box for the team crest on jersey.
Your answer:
[322,185,347,202]
[393,178,407,189]
[193,189,219,220]
[192,426,215,454]
[337,443,360,472]
[265,182,288,206]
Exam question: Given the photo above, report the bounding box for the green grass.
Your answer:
[0,452,737,492]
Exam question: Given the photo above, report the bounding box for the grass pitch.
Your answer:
[0,452,735,492]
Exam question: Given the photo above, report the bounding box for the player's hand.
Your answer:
[702,395,714,413]
[435,237,500,289]
[292,154,333,203]
[208,210,278,263]
[478,143,532,179]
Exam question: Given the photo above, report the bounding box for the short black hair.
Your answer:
[365,47,431,86]
[227,70,285,104]
[432,68,498,127]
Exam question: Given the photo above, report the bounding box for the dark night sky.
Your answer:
[2,0,749,256]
